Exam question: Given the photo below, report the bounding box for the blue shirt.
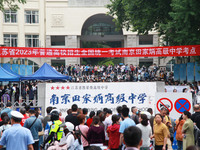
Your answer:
[119,118,135,133]
[0,124,34,150]
[24,116,42,140]
[85,66,88,71]
[0,108,12,118]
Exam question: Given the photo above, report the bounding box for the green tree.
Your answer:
[0,0,26,11]
[107,0,200,46]
[163,0,200,45]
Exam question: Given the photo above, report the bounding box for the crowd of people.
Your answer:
[0,83,37,106]
[0,103,199,150]
[1,78,199,110]
[53,64,200,93]
[0,62,200,106]
[53,63,174,83]
[0,64,200,150]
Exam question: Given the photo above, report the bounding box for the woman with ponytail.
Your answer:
[107,114,120,150]
[69,130,83,150]
[136,113,152,150]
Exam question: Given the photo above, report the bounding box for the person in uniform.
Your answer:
[0,111,34,150]
[40,109,63,149]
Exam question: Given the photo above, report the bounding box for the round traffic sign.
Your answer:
[156,98,173,112]
[174,98,191,114]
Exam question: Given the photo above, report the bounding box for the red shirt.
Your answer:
[107,124,120,149]
[20,114,29,126]
[86,118,93,127]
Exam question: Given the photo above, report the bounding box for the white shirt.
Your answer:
[65,132,75,149]
[0,124,11,138]
[12,87,16,93]
[136,124,152,147]
[103,115,112,140]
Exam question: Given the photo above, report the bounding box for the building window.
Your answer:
[25,35,39,47]
[4,34,18,47]
[139,35,153,45]
[25,10,39,23]
[83,23,121,36]
[10,58,39,73]
[4,10,17,23]
[51,36,65,46]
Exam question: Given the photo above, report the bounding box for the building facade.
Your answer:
[0,0,162,71]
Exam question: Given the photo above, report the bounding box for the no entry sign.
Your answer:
[156,98,173,112]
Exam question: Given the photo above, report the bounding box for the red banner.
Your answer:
[0,45,199,57]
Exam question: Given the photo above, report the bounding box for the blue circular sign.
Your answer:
[174,98,191,114]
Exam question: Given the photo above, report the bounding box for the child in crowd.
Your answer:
[107,114,120,150]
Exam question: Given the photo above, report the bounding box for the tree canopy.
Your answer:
[0,0,26,11]
[107,0,200,46]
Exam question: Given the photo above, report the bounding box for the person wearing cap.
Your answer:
[41,109,63,149]
[0,111,34,150]
[0,102,12,119]
[59,122,75,149]
[47,122,75,150]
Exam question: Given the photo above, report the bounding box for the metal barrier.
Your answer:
[0,94,38,110]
